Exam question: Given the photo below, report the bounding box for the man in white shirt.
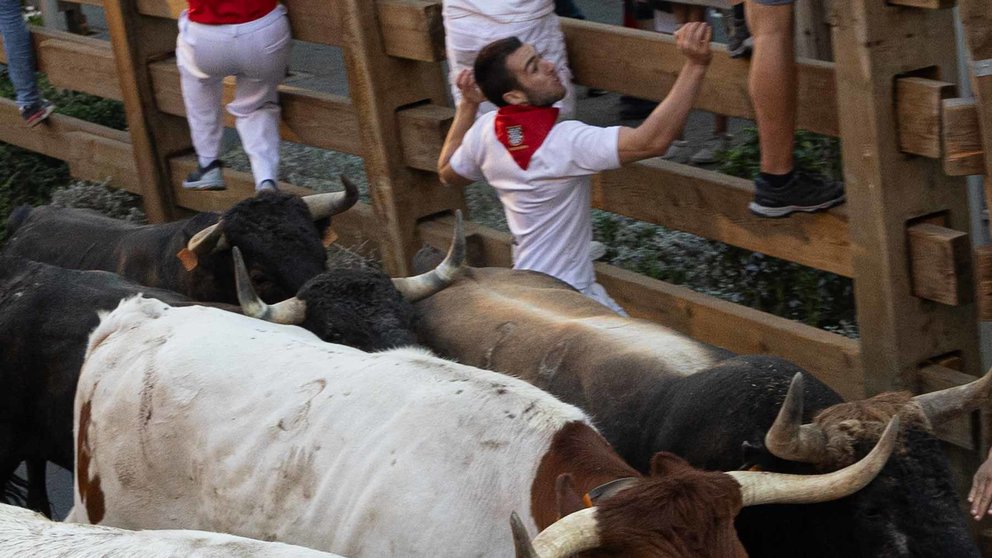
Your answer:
[438,22,713,314]
[442,0,575,117]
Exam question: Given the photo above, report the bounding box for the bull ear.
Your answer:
[650,451,695,477]
[555,474,585,518]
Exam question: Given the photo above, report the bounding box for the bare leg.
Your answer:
[746,0,795,175]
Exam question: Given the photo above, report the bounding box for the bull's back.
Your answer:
[75,298,587,557]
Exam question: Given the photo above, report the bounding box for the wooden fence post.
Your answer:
[339,0,465,276]
[831,2,981,394]
[102,0,189,222]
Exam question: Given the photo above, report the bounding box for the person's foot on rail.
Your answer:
[20,99,55,128]
[257,179,279,193]
[182,159,226,191]
[748,169,845,218]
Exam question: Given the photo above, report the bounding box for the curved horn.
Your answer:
[186,221,229,255]
[511,508,600,558]
[729,415,899,506]
[764,373,829,464]
[914,367,992,424]
[302,175,360,220]
[232,247,307,325]
[391,210,466,302]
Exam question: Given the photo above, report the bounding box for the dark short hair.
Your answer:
[473,37,523,107]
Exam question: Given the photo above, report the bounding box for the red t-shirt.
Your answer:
[187,0,277,24]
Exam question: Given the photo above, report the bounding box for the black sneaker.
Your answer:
[726,15,753,59]
[20,99,55,128]
[749,171,845,218]
[182,160,226,191]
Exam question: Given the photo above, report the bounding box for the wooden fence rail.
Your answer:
[0,0,986,475]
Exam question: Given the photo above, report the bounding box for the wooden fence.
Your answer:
[1,0,991,536]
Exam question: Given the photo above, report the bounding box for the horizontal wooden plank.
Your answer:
[907,223,973,305]
[918,364,980,450]
[594,158,853,277]
[398,104,452,172]
[896,77,955,158]
[134,0,443,61]
[942,98,986,176]
[417,214,862,399]
[0,98,139,191]
[0,28,120,101]
[562,18,839,137]
[886,0,956,8]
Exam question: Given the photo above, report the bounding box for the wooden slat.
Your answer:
[561,18,839,137]
[133,0,443,61]
[0,28,120,100]
[943,98,986,176]
[896,77,956,158]
[977,245,992,321]
[397,104,452,172]
[907,223,974,305]
[418,215,863,400]
[886,0,956,8]
[918,365,980,451]
[0,99,139,190]
[594,159,853,277]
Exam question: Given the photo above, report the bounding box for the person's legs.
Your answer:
[229,9,291,189]
[746,0,795,176]
[0,0,39,108]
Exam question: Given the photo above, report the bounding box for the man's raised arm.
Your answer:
[438,70,487,187]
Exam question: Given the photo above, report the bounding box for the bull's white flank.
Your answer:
[70,296,591,557]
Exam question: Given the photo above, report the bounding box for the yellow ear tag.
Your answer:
[177,248,199,271]
[747,465,763,472]
[322,227,339,248]
[582,493,594,508]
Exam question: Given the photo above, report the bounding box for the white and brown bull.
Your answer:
[0,503,344,557]
[68,297,895,558]
[411,264,990,557]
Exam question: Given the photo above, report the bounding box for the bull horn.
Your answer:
[913,367,992,424]
[729,415,899,506]
[302,175,359,220]
[187,221,229,255]
[232,247,307,325]
[391,210,465,302]
[511,508,600,558]
[764,373,829,464]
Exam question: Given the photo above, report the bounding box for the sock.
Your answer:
[760,170,794,189]
[733,3,745,19]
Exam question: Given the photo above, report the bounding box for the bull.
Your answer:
[2,179,358,304]
[0,503,346,557]
[411,263,990,557]
[68,296,896,557]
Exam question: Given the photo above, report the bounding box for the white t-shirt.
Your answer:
[450,111,622,291]
[442,0,553,24]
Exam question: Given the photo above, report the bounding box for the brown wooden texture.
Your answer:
[133,0,443,62]
[897,77,956,158]
[102,2,188,222]
[794,0,832,61]
[419,215,862,399]
[561,18,839,136]
[832,0,980,398]
[339,0,463,276]
[907,223,974,306]
[0,98,139,191]
[594,159,853,277]
[918,365,981,451]
[886,0,957,8]
[944,98,986,176]
[977,244,992,321]
[0,28,120,100]
[959,0,992,244]
[397,104,453,172]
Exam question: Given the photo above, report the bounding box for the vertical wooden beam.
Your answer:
[832,1,981,396]
[102,0,189,222]
[794,0,832,61]
[958,0,992,240]
[338,0,465,276]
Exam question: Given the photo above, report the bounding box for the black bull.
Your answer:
[2,184,358,305]
[412,264,984,558]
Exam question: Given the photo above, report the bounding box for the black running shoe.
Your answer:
[749,171,845,218]
[20,99,55,128]
[182,160,226,191]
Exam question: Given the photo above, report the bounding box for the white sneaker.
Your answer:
[182,160,226,191]
[662,140,692,164]
[690,134,732,165]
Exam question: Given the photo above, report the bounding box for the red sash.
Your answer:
[495,105,560,171]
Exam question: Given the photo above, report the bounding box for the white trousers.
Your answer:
[445,12,575,118]
[581,282,629,317]
[176,5,291,187]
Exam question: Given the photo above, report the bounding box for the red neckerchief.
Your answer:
[495,104,560,170]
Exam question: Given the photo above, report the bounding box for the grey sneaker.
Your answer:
[589,240,607,261]
[748,171,845,218]
[257,179,278,193]
[690,133,732,165]
[662,140,693,164]
[182,160,225,191]
[725,14,753,59]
